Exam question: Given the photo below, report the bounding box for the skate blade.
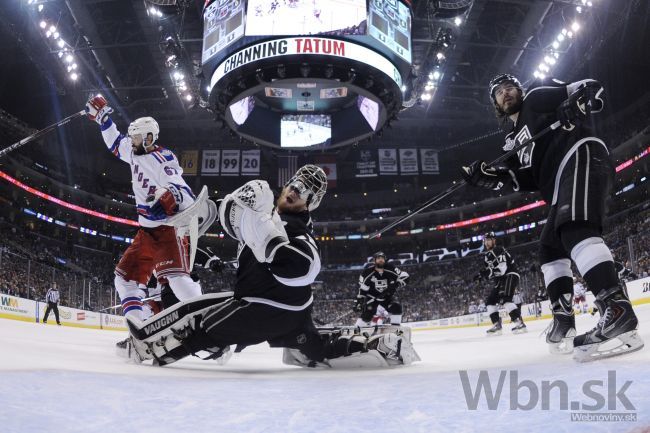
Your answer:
[512,327,528,334]
[115,339,145,364]
[486,330,503,336]
[573,330,645,363]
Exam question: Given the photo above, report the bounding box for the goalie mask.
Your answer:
[128,116,159,153]
[285,164,328,211]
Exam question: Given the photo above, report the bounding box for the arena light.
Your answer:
[65,54,73,63]
[571,21,580,32]
[436,52,445,61]
[57,39,65,48]
[185,94,192,101]
[49,25,56,33]
[39,21,46,29]
[38,4,43,12]
[53,32,59,39]
[70,72,78,81]
[454,17,462,26]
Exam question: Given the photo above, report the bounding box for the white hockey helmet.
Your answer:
[285,164,327,211]
[128,116,159,151]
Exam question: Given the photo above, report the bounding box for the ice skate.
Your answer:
[546,294,576,354]
[486,320,502,336]
[573,287,644,362]
[511,318,527,334]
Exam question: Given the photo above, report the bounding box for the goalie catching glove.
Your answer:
[218,180,289,263]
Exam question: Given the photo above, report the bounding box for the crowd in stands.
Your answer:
[1,198,648,325]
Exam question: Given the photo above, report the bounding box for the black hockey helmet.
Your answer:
[373,251,387,261]
[488,73,523,102]
[483,231,496,240]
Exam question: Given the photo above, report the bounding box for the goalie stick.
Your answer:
[370,120,561,239]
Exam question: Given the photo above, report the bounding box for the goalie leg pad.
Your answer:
[125,292,234,365]
[282,325,420,368]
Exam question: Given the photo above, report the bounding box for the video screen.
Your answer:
[202,0,246,64]
[368,0,412,63]
[246,0,367,36]
[357,96,379,130]
[229,96,255,125]
[281,114,331,147]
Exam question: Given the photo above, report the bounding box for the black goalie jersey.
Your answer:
[234,211,320,309]
[480,246,517,280]
[357,264,409,302]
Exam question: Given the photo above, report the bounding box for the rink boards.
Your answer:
[0,294,126,331]
[406,276,650,331]
[1,276,648,333]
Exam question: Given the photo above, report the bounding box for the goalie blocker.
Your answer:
[120,293,420,368]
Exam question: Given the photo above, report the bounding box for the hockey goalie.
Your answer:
[119,165,420,368]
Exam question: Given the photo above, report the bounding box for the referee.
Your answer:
[43,283,61,325]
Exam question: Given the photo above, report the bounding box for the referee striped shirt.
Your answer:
[46,288,60,304]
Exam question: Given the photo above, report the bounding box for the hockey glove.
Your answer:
[461,161,510,191]
[85,95,113,125]
[557,81,603,130]
[353,298,365,313]
[147,185,183,220]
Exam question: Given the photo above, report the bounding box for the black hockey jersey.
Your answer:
[357,263,409,301]
[502,78,607,204]
[481,246,517,280]
[234,211,320,309]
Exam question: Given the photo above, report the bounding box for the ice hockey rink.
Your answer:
[1,304,649,433]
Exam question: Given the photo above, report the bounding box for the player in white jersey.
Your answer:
[85,95,202,322]
[371,304,391,325]
[573,278,589,314]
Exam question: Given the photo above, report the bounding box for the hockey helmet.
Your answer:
[128,116,159,151]
[373,251,387,261]
[488,73,523,102]
[483,231,496,239]
[285,164,328,211]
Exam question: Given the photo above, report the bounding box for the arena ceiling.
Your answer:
[0,0,648,169]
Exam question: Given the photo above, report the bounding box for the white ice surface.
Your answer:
[1,305,649,433]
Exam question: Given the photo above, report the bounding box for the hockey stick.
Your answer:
[370,120,562,239]
[314,309,355,326]
[99,295,159,312]
[0,110,86,158]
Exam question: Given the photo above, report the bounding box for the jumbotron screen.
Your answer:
[280,114,331,147]
[368,0,412,63]
[202,0,246,64]
[246,0,367,36]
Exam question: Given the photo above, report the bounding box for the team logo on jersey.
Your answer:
[371,276,388,292]
[514,126,535,168]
